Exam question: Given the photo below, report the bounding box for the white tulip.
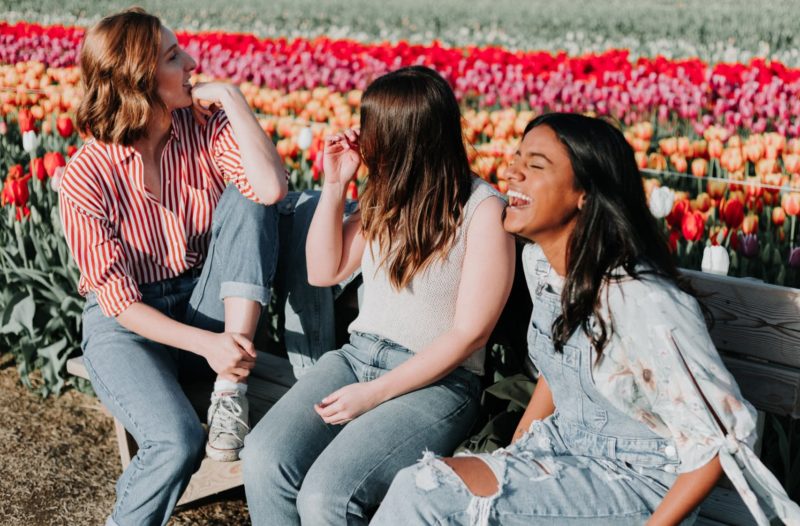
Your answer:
[701,245,730,275]
[648,185,675,219]
[297,127,313,150]
[22,130,39,153]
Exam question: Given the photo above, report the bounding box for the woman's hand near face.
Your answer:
[189,82,238,126]
[323,129,361,188]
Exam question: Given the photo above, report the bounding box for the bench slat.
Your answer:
[722,354,800,418]
[685,270,800,368]
[697,486,757,526]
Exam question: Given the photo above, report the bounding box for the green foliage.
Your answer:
[0,128,88,397]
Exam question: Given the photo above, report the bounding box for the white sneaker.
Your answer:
[206,390,250,462]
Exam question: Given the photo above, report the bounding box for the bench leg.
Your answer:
[113,418,138,470]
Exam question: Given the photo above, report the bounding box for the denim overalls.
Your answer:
[372,245,696,526]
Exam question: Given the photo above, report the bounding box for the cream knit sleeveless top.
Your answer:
[348,177,503,375]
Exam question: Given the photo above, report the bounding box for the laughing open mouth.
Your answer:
[507,189,532,208]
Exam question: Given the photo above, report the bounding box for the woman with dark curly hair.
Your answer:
[59,8,287,526]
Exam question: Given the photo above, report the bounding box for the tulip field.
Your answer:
[3,5,800,397]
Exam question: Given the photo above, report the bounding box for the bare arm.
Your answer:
[193,82,288,204]
[116,302,256,382]
[315,196,515,424]
[510,376,555,443]
[648,456,723,525]
[306,129,366,286]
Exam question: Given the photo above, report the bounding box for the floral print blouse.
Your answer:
[523,243,799,525]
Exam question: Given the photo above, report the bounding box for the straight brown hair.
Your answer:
[76,7,164,145]
[359,66,473,290]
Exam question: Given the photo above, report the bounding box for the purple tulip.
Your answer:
[790,247,800,269]
[737,233,760,258]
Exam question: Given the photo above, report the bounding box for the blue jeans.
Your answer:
[274,191,361,378]
[372,245,688,526]
[241,332,481,526]
[81,186,278,526]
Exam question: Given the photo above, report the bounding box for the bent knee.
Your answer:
[443,457,498,497]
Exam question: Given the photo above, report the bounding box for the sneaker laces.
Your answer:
[209,393,250,440]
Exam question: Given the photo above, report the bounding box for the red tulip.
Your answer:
[66,145,78,157]
[56,114,74,138]
[30,157,46,181]
[681,211,705,242]
[17,108,36,133]
[43,151,66,177]
[721,197,744,229]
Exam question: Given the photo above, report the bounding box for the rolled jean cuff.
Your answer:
[219,281,272,305]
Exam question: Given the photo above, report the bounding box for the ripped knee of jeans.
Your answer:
[413,451,505,526]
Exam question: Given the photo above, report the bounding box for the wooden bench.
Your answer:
[66,268,800,520]
[66,351,296,506]
[686,270,800,526]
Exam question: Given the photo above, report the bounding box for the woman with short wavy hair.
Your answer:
[59,8,287,526]
[241,66,516,525]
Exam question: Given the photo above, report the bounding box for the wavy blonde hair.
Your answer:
[76,7,164,145]
[359,66,473,290]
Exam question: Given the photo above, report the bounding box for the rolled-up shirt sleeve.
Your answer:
[59,170,141,317]
[601,278,758,472]
[207,110,262,203]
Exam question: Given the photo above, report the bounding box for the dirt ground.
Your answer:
[0,353,250,526]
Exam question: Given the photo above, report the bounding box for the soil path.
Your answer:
[0,354,249,525]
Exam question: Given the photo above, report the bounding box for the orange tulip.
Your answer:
[708,139,723,159]
[744,140,764,163]
[670,153,688,173]
[694,192,712,213]
[648,153,667,171]
[634,151,648,169]
[659,137,677,156]
[677,137,692,157]
[691,158,708,178]
[781,192,800,216]
[692,140,708,158]
[634,122,653,141]
[707,179,727,200]
[721,147,744,172]
[773,207,787,226]
[784,153,800,174]
[742,214,759,235]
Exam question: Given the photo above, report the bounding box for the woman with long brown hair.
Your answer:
[241,65,516,525]
[59,8,287,526]
[372,113,800,525]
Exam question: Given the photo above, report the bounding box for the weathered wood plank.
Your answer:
[683,270,800,368]
[722,354,800,418]
[698,486,757,526]
[66,356,88,379]
[177,457,243,507]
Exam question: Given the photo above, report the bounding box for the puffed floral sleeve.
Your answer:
[598,275,800,526]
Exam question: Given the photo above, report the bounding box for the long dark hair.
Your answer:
[359,66,473,289]
[525,113,687,354]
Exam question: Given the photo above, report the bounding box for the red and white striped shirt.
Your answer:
[59,108,261,317]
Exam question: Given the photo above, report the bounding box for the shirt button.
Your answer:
[663,464,677,473]
[664,445,676,457]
